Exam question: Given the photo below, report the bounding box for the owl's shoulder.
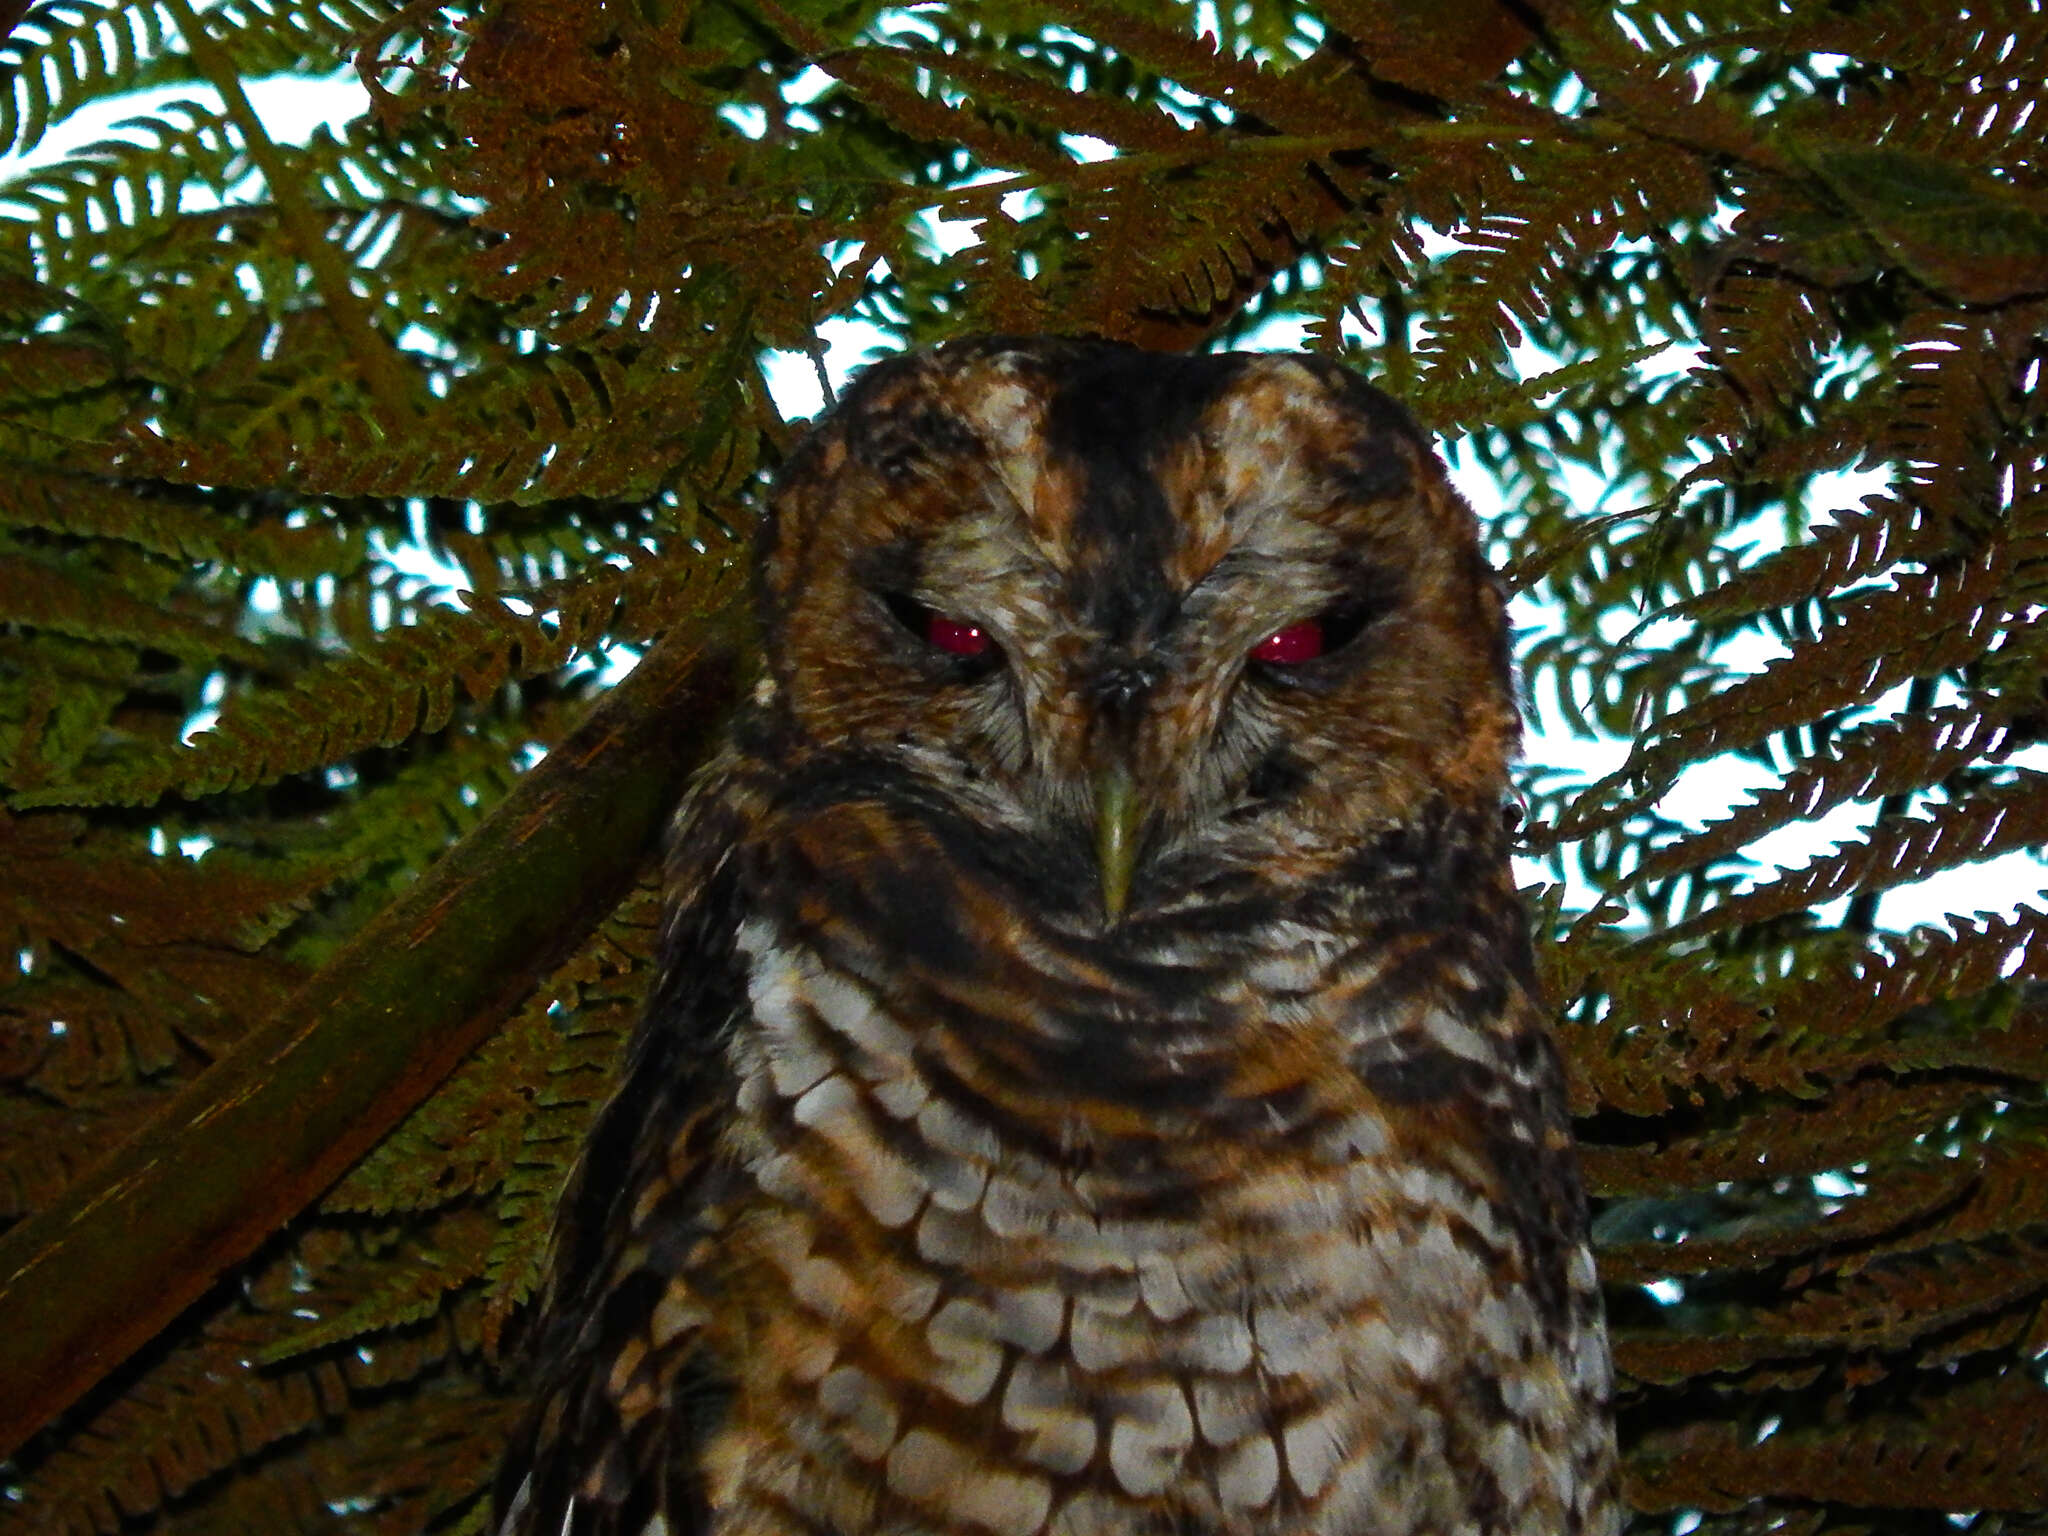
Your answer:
[494,752,767,1536]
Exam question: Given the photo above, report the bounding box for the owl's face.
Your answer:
[756,338,1517,921]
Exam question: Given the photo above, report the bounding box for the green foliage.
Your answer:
[0,0,2044,1531]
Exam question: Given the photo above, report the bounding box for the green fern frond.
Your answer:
[13,541,739,808]
[258,1206,495,1364]
[1,0,178,158]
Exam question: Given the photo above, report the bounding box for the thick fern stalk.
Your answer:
[0,609,745,1457]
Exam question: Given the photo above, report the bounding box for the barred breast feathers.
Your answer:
[689,758,1616,1536]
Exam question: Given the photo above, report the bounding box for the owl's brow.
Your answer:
[1177,544,1270,600]
[849,537,924,597]
[1178,527,1350,602]
[852,526,1059,612]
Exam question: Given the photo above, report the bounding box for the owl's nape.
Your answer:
[499,337,1618,1536]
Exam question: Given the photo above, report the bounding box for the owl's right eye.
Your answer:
[881,592,1001,670]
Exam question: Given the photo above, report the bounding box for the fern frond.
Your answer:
[1611,1217,2048,1375]
[1786,0,2048,93]
[1851,909,2048,1046]
[3,100,250,282]
[2,809,336,998]
[1554,534,2023,842]
[196,0,402,77]
[1581,1076,1998,1199]
[1553,911,2048,1111]
[316,1376,521,1536]
[1666,769,2048,941]
[479,883,660,1348]
[905,46,1191,157]
[0,548,267,667]
[1601,1155,1976,1289]
[1414,139,1708,384]
[1626,1370,2048,1515]
[1044,142,1357,336]
[16,1242,348,1535]
[0,1084,167,1223]
[258,1206,495,1364]
[782,35,1074,185]
[1630,698,2025,888]
[1,0,176,158]
[1669,494,1944,626]
[1794,142,2048,306]
[14,540,739,808]
[0,471,366,580]
[1043,0,1373,138]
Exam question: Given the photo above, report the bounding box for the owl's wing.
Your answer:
[494,775,752,1536]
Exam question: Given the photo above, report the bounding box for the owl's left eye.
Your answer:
[1248,590,1387,675]
[926,613,992,657]
[1250,620,1324,665]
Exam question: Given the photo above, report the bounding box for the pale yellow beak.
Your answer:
[1094,762,1142,923]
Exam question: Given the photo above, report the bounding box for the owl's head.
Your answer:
[754,337,1518,923]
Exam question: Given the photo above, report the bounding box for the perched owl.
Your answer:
[497,337,1619,1536]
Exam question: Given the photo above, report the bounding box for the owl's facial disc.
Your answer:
[759,340,1518,920]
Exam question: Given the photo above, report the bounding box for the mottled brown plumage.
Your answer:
[498,337,1619,1536]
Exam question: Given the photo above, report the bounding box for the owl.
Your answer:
[496,336,1619,1536]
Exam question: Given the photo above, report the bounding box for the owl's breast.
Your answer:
[702,905,1612,1536]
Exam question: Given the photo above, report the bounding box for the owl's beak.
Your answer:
[1094,762,1141,923]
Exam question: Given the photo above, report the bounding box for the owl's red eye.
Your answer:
[926,612,992,657]
[1250,619,1325,665]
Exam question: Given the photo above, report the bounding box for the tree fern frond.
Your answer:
[1625,1369,2048,1515]
[0,1083,169,1223]
[1042,0,1370,138]
[1784,0,2048,93]
[1414,140,1708,385]
[317,1376,521,1536]
[1601,1155,1979,1289]
[1853,909,2048,1045]
[15,1243,348,1536]
[1581,1077,1999,1200]
[14,539,738,808]
[3,100,251,280]
[0,472,366,580]
[1630,698,2026,889]
[1553,911,2048,1113]
[0,549,268,667]
[479,885,659,1348]
[1042,143,1358,337]
[1610,1214,2048,1375]
[195,0,404,77]
[902,46,1191,158]
[1413,339,1672,441]
[1668,493,1945,626]
[0,0,177,159]
[257,1206,496,1365]
[1665,769,2048,942]
[1553,533,2024,843]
